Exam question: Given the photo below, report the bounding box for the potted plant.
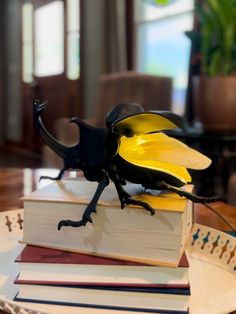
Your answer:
[186,0,236,131]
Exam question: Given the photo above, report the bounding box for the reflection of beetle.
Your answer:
[33,100,218,229]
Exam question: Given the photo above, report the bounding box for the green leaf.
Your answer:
[208,49,222,75]
[154,0,172,5]
[191,0,236,74]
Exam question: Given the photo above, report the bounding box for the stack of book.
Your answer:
[14,177,193,313]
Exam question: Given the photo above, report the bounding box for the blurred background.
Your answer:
[0,0,194,167]
[1,0,236,204]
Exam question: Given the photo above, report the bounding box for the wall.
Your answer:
[0,1,6,146]
[81,0,108,119]
[5,0,22,142]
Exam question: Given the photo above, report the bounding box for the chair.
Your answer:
[94,71,172,127]
[227,173,236,205]
[42,71,173,167]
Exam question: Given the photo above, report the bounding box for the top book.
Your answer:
[22,178,193,267]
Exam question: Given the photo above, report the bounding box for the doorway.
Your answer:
[21,0,81,152]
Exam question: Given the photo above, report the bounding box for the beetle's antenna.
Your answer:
[160,182,236,232]
[201,203,236,232]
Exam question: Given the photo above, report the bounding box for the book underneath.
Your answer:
[14,284,189,313]
[22,178,193,267]
[15,245,189,289]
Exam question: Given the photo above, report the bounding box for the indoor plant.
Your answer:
[186,0,236,130]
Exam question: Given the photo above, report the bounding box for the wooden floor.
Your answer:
[0,147,42,168]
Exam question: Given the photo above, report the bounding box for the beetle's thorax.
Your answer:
[76,120,119,167]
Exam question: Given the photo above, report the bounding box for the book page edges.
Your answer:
[23,183,193,213]
[19,240,180,267]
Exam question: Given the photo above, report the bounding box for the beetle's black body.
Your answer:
[33,100,219,229]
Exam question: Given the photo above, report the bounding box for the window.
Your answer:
[22,3,33,83]
[134,0,194,115]
[67,0,80,80]
[22,0,80,83]
[35,1,64,77]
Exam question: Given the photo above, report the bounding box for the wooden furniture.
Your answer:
[94,71,173,127]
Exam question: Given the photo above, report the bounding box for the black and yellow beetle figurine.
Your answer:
[33,100,219,229]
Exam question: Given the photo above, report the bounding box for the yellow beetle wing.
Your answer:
[119,136,191,185]
[119,132,211,170]
[118,132,212,184]
[112,112,178,136]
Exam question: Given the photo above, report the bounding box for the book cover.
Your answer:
[15,245,189,288]
[16,244,189,267]
[22,179,193,267]
[14,284,189,313]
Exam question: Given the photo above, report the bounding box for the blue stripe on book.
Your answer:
[14,296,189,314]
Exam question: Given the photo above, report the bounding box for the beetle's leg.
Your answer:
[160,182,236,231]
[123,197,155,215]
[107,164,155,215]
[160,182,221,203]
[58,174,109,229]
[39,167,66,181]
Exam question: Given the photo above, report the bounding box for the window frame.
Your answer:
[133,0,194,115]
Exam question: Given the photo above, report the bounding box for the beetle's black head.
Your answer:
[106,103,144,129]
